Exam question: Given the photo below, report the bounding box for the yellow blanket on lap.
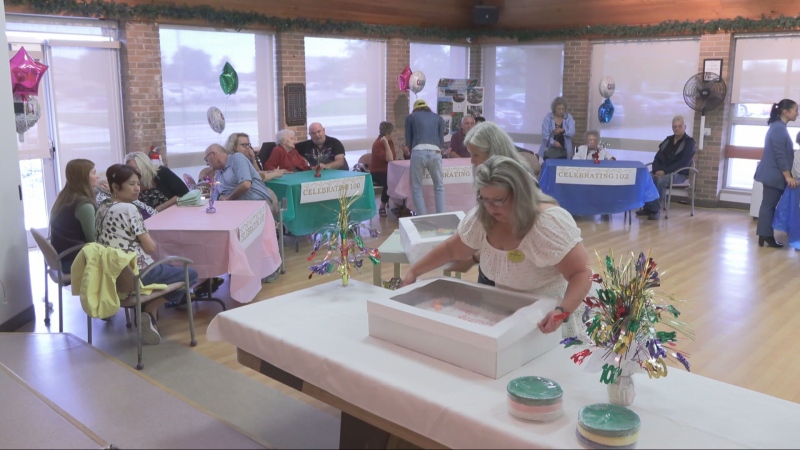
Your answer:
[71,243,168,319]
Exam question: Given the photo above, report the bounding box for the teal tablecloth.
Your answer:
[266,170,376,236]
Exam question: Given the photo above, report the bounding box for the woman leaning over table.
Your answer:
[50,159,98,273]
[96,164,198,345]
[538,96,576,160]
[125,151,189,212]
[754,98,799,248]
[371,121,397,217]
[264,129,312,172]
[402,156,592,336]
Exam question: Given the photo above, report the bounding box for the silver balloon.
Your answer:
[409,71,426,94]
[14,95,41,141]
[207,106,226,134]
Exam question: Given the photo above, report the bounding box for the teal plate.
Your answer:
[507,376,563,406]
[578,403,641,437]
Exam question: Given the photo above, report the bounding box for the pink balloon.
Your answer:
[9,47,48,97]
[398,66,412,91]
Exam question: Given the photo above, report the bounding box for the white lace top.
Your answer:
[458,206,582,299]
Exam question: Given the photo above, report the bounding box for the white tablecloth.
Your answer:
[207,279,798,449]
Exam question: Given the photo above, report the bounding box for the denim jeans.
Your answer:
[643,172,687,212]
[141,264,199,304]
[410,149,445,215]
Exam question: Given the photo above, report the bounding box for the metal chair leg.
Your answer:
[57,274,64,333]
[87,315,92,345]
[43,264,51,326]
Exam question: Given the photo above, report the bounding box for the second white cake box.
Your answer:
[367,277,561,379]
[398,211,466,265]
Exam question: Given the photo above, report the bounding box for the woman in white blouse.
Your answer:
[573,130,615,161]
[402,156,592,335]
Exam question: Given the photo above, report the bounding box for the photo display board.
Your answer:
[437,78,482,143]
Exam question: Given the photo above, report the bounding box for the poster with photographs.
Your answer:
[437,78,482,142]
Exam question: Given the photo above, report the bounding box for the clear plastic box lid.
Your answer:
[408,214,461,239]
[390,279,533,326]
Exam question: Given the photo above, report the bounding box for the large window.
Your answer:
[589,39,699,160]
[305,37,385,150]
[482,44,564,144]
[728,35,800,189]
[409,43,469,114]
[160,27,275,168]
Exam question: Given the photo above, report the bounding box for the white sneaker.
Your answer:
[140,312,161,345]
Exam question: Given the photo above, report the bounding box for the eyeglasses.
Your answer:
[204,151,216,164]
[477,193,509,207]
[240,143,253,149]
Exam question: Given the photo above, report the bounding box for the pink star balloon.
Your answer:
[397,65,412,92]
[9,47,48,97]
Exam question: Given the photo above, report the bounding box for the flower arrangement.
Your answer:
[561,251,694,385]
[307,185,380,286]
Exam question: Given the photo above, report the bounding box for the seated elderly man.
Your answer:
[445,114,476,158]
[204,143,280,282]
[296,122,349,170]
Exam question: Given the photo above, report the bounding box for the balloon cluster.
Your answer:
[206,61,240,134]
[398,65,426,96]
[598,76,616,124]
[9,47,48,141]
[307,187,381,286]
[561,251,694,385]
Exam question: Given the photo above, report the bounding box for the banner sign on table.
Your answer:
[437,78,482,143]
[419,164,474,186]
[238,203,266,249]
[555,167,637,186]
[300,176,366,204]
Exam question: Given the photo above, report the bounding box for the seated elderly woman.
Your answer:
[95,174,158,219]
[224,132,288,182]
[402,156,592,336]
[96,164,199,345]
[573,130,616,161]
[263,129,312,172]
[125,151,189,212]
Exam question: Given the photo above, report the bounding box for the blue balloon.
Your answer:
[598,98,615,123]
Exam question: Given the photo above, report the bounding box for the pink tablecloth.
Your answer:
[387,158,476,213]
[144,201,281,303]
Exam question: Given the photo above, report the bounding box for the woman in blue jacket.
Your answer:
[754,99,799,248]
[538,97,576,159]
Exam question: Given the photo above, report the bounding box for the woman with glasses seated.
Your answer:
[125,151,189,212]
[402,156,592,336]
[573,130,615,161]
[223,132,287,182]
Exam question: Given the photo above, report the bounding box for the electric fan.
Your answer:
[683,73,727,149]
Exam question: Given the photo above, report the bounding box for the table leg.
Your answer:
[373,262,382,286]
[393,263,400,279]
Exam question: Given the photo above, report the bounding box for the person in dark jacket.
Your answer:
[754,99,799,248]
[636,115,696,220]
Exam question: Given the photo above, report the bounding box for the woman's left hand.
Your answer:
[787,177,799,189]
[537,309,566,334]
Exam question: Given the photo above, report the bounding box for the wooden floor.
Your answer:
[32,199,800,416]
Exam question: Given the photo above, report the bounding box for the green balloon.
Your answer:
[219,62,238,95]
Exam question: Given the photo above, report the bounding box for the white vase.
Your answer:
[607,373,636,406]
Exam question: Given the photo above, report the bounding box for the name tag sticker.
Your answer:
[508,249,525,263]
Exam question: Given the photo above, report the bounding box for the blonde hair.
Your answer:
[473,156,557,239]
[464,121,532,173]
[224,132,249,155]
[124,151,158,190]
[50,159,96,222]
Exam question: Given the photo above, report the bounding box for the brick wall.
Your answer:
[693,32,733,205]
[563,39,591,147]
[386,39,410,147]
[119,22,166,160]
[275,32,307,139]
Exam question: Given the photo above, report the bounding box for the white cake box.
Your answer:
[367,277,561,379]
[399,211,466,266]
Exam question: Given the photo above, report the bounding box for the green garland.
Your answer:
[6,0,800,41]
